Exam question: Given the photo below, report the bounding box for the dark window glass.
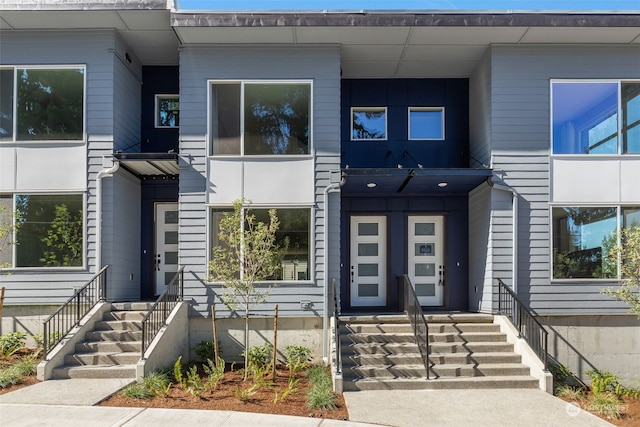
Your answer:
[0,69,13,140]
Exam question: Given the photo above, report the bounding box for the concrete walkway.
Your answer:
[0,379,616,427]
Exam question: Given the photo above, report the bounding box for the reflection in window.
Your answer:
[409,107,444,140]
[0,69,13,140]
[211,207,310,281]
[552,207,616,279]
[156,95,179,127]
[352,107,386,140]
[16,68,85,141]
[15,194,84,267]
[552,81,640,155]
[211,81,311,155]
[623,207,640,228]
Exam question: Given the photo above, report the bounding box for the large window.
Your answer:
[0,194,84,268]
[210,207,310,281]
[211,81,311,156]
[0,67,85,142]
[552,81,640,155]
[552,206,640,279]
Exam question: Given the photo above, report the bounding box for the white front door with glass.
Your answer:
[350,216,387,307]
[408,215,444,306]
[155,203,179,295]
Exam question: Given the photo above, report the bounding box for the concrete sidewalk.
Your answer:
[0,378,617,427]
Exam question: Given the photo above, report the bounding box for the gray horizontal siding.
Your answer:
[1,31,124,305]
[489,44,640,315]
[178,46,341,318]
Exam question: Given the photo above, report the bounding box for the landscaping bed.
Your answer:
[99,365,349,420]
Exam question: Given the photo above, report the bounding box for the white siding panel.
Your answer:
[15,145,86,191]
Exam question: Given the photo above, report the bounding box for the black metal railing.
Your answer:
[141,266,184,357]
[497,278,548,368]
[331,277,342,376]
[399,275,430,379]
[43,265,109,356]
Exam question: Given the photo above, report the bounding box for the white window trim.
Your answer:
[548,203,624,283]
[2,192,87,270]
[0,65,87,144]
[408,106,445,141]
[207,79,314,158]
[206,203,315,284]
[550,79,640,158]
[154,94,179,128]
[350,106,388,141]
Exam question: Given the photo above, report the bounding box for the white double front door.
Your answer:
[350,215,444,308]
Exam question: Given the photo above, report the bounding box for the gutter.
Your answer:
[95,158,120,273]
[321,173,344,362]
[491,182,518,293]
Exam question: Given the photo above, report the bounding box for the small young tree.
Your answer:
[0,205,19,270]
[207,199,283,379]
[602,225,640,318]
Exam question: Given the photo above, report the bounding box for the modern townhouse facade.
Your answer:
[0,0,639,384]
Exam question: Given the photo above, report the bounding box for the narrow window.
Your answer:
[155,95,179,127]
[351,107,387,140]
[409,107,444,140]
[0,69,14,141]
[622,82,640,154]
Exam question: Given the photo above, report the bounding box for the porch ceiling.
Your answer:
[340,167,492,194]
[114,152,180,177]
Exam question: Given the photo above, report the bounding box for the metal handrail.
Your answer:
[43,265,109,356]
[331,277,342,376]
[399,275,430,379]
[141,266,184,357]
[497,278,548,369]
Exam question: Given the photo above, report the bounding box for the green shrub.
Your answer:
[586,392,623,420]
[202,357,225,391]
[142,371,172,397]
[305,365,337,410]
[195,341,216,362]
[555,385,586,400]
[0,331,28,357]
[243,343,272,371]
[124,382,155,399]
[0,366,24,388]
[284,345,311,375]
[586,370,620,395]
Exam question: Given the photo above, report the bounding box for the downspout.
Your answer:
[95,158,120,274]
[322,174,344,362]
[491,182,518,293]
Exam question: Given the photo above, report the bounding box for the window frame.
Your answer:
[350,107,388,141]
[207,204,314,284]
[549,204,640,282]
[408,106,445,141]
[208,79,313,157]
[0,192,86,270]
[0,65,87,143]
[155,94,180,128]
[550,79,640,156]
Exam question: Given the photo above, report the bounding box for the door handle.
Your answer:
[350,266,354,283]
[439,265,445,287]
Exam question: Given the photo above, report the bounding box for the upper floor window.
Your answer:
[210,81,311,156]
[0,193,84,268]
[409,107,445,140]
[552,80,640,155]
[351,107,387,140]
[155,95,179,127]
[0,66,85,142]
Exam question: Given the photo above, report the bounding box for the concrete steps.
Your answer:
[52,302,151,379]
[340,313,539,391]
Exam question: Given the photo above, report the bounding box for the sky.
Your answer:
[176,0,640,11]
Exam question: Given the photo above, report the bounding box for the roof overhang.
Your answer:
[114,152,179,177]
[0,1,178,65]
[340,167,492,195]
[171,11,640,78]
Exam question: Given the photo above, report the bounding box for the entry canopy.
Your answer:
[114,152,180,177]
[340,167,492,194]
